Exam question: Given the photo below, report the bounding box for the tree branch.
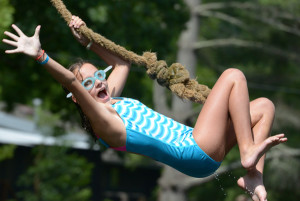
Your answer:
[194,2,300,36]
[195,1,300,22]
[193,38,300,62]
[245,12,300,37]
[194,2,258,12]
[199,10,246,28]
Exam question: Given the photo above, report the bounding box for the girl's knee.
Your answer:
[255,97,275,116]
[222,68,246,82]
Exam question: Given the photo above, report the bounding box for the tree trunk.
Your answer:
[155,0,201,200]
[172,0,199,119]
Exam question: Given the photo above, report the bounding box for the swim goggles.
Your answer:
[66,65,112,98]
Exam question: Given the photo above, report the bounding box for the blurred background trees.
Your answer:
[13,145,93,201]
[0,0,299,200]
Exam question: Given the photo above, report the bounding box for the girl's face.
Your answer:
[74,63,111,104]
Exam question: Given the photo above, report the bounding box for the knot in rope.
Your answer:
[143,52,190,88]
[50,0,211,104]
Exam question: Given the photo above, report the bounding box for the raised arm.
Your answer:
[2,24,112,128]
[69,16,131,97]
[87,43,131,97]
[2,24,90,102]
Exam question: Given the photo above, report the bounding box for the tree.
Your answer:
[8,100,94,201]
[0,0,188,124]
[155,0,300,200]
[2,0,299,200]
[156,0,201,201]
[1,0,189,200]
[0,144,17,162]
[0,0,15,35]
[0,0,14,99]
[14,145,94,201]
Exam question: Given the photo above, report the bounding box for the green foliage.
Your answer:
[0,0,14,36]
[196,64,218,87]
[35,103,66,136]
[124,153,153,170]
[1,0,300,200]
[15,145,93,201]
[266,155,300,191]
[0,1,188,200]
[0,0,188,121]
[0,0,14,98]
[190,0,300,200]
[259,0,300,8]
[199,14,300,170]
[199,0,300,110]
[0,144,16,162]
[82,0,189,57]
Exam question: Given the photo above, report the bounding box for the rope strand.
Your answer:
[50,0,211,103]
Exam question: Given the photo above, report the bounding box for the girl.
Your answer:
[3,16,287,201]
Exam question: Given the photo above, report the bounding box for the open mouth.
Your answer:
[97,88,108,99]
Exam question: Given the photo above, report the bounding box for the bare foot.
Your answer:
[241,133,287,170]
[237,170,266,201]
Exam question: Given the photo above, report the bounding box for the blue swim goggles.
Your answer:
[66,65,112,98]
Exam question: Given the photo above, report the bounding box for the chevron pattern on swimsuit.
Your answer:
[111,98,195,147]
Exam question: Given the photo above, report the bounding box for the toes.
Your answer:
[237,177,245,188]
[252,194,259,201]
[255,187,267,201]
[280,137,288,142]
[275,133,285,138]
[258,194,267,201]
[268,134,287,144]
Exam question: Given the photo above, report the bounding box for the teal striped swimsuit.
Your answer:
[99,97,221,178]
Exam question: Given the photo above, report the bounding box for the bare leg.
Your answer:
[193,68,286,167]
[192,69,287,201]
[226,98,277,201]
[237,98,276,201]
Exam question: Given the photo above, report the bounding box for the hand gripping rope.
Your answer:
[50,0,211,104]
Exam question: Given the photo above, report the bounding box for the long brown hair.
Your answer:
[63,59,97,141]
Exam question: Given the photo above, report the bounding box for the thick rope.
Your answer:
[50,0,211,103]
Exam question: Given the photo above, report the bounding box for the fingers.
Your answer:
[5,49,21,54]
[69,15,86,29]
[70,27,81,38]
[2,39,18,47]
[4,31,19,41]
[11,24,24,37]
[34,25,41,38]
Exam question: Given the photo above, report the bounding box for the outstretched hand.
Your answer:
[3,24,41,58]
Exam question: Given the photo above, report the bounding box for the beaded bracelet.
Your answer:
[37,53,49,65]
[35,50,45,60]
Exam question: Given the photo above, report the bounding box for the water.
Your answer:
[214,171,255,198]
[224,171,254,196]
[214,173,227,196]
[226,171,237,180]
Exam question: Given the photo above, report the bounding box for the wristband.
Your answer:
[37,53,49,65]
[35,50,45,60]
[86,41,93,50]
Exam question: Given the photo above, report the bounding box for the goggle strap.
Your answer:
[104,65,112,73]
